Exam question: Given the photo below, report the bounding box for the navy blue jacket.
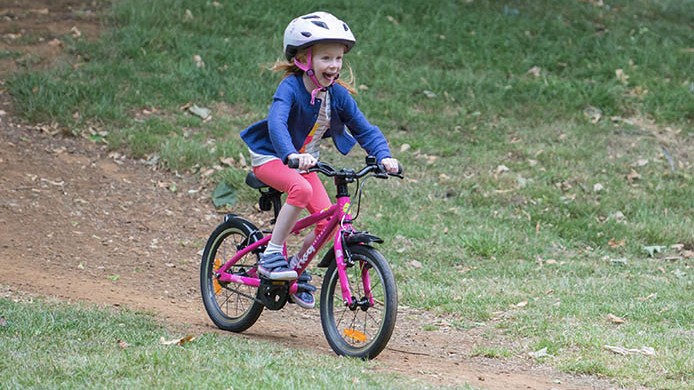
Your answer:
[240,74,392,164]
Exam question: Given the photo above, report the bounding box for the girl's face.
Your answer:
[308,42,345,87]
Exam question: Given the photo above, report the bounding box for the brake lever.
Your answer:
[389,172,405,179]
[372,164,390,179]
[315,161,337,175]
[381,163,405,179]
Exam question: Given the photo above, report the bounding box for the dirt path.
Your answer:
[0,2,616,389]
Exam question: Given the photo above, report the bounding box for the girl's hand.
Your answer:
[288,153,317,171]
[381,157,400,174]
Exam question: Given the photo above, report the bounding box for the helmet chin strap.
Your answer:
[293,47,339,105]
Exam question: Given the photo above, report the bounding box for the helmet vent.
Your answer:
[342,23,349,31]
[311,21,329,29]
[301,32,312,38]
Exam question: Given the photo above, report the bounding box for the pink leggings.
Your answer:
[253,159,332,233]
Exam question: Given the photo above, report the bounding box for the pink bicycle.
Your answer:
[200,156,403,359]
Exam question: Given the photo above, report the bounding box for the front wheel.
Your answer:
[200,216,264,332]
[320,245,397,359]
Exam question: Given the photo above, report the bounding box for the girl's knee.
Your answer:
[286,180,313,208]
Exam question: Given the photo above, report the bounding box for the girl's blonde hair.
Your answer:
[271,49,356,95]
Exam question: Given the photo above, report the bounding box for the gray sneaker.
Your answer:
[257,252,297,281]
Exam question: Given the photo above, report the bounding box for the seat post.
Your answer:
[247,171,284,225]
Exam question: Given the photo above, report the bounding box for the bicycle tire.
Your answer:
[320,245,397,359]
[200,216,264,332]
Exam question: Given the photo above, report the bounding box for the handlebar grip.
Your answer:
[287,158,300,169]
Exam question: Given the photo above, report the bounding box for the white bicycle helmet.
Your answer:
[283,11,356,60]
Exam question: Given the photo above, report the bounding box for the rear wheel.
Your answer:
[320,245,397,359]
[200,216,264,332]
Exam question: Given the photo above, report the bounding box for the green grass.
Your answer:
[471,346,513,359]
[6,0,693,389]
[0,296,424,389]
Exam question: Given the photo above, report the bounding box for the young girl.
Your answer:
[240,11,399,309]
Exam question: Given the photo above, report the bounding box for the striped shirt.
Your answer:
[249,93,330,167]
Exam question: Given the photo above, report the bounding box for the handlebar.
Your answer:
[287,156,404,180]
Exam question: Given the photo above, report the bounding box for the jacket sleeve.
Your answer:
[335,89,392,162]
[267,79,302,163]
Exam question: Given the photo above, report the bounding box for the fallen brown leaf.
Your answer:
[527,66,542,77]
[160,335,197,346]
[495,165,510,175]
[584,106,602,124]
[607,313,625,324]
[638,293,657,302]
[626,170,641,182]
[604,345,655,356]
[608,238,625,248]
[219,157,235,166]
[615,68,629,84]
[409,260,423,269]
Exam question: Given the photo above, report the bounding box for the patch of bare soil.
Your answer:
[0,1,617,388]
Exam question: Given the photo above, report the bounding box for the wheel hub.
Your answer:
[348,296,372,311]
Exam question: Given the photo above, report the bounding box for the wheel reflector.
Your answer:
[344,328,367,342]
[213,258,222,294]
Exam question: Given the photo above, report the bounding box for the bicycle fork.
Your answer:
[334,234,377,309]
[333,228,355,307]
[334,237,377,311]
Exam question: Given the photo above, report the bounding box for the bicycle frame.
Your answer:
[201,157,402,358]
[215,193,358,305]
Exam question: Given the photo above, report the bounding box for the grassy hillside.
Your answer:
[6,0,693,388]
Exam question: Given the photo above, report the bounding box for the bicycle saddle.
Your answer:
[245,172,268,189]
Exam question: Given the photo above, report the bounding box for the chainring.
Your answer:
[258,278,289,310]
